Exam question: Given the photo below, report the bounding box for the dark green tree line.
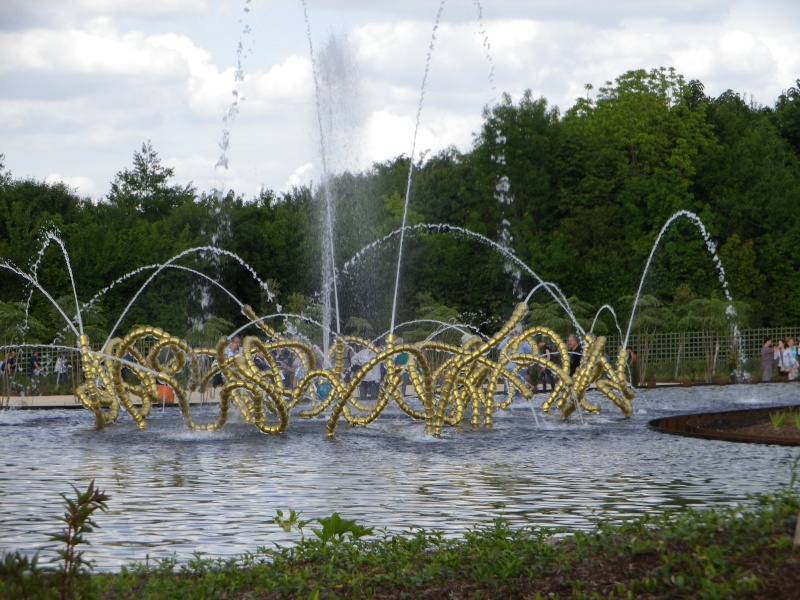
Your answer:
[1,66,800,345]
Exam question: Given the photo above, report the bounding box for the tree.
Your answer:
[553,69,718,304]
[107,141,196,221]
[772,79,800,157]
[525,297,594,339]
[0,300,48,343]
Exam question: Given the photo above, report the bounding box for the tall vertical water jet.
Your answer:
[189,0,251,338]
[473,0,522,299]
[303,2,364,352]
[390,0,446,334]
[215,0,252,173]
[303,0,336,354]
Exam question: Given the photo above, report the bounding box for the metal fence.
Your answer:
[2,327,798,395]
[606,327,800,383]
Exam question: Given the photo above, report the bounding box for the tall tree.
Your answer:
[107,141,196,221]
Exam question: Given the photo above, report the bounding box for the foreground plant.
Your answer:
[50,479,110,599]
[770,411,789,429]
[86,483,799,599]
[0,550,41,599]
[1,479,110,600]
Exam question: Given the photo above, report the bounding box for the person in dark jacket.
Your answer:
[567,334,582,376]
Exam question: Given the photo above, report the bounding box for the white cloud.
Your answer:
[0,19,200,80]
[718,31,776,75]
[0,0,209,26]
[284,162,314,191]
[1,0,798,200]
[244,56,314,110]
[45,173,99,197]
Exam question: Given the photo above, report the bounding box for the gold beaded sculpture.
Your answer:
[76,303,635,436]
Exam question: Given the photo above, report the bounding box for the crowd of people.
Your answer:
[0,349,72,395]
[215,335,408,401]
[761,336,800,381]
[498,329,592,394]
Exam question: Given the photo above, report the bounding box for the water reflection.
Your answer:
[1,385,798,569]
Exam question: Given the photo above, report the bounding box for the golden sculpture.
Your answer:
[76,303,635,436]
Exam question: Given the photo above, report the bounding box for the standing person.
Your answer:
[787,337,798,381]
[278,349,297,388]
[354,346,380,398]
[775,339,794,380]
[625,346,637,366]
[341,343,353,383]
[393,337,409,396]
[29,351,42,377]
[567,334,582,376]
[760,337,774,382]
[225,336,242,359]
[774,339,785,375]
[498,325,533,394]
[55,352,69,386]
[212,335,242,388]
[253,350,269,372]
[536,337,556,392]
[3,350,17,375]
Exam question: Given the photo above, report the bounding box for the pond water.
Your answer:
[1,384,799,570]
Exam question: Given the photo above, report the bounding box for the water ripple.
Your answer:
[1,385,798,569]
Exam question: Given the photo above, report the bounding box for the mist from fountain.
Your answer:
[21,229,84,337]
[345,223,585,334]
[214,0,252,173]
[1,259,80,338]
[229,312,327,341]
[302,1,338,354]
[6,230,274,355]
[51,263,241,347]
[102,246,274,349]
[377,319,482,344]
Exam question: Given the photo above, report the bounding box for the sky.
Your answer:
[1,0,798,201]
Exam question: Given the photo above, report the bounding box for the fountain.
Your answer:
[0,234,635,436]
[6,189,758,438]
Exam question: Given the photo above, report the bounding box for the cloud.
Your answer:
[45,173,99,197]
[0,0,210,30]
[284,162,314,191]
[2,0,799,201]
[0,19,197,80]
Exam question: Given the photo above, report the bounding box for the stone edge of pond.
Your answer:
[648,404,800,446]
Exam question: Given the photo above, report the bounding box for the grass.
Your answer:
[768,409,800,431]
[2,476,800,599]
[770,411,790,429]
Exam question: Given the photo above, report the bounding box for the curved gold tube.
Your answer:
[72,301,634,435]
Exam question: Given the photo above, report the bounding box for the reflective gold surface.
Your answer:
[77,303,634,435]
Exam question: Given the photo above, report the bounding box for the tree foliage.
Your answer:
[1,67,799,346]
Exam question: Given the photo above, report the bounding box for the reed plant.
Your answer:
[770,411,789,429]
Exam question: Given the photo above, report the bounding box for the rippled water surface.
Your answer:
[2,385,799,569]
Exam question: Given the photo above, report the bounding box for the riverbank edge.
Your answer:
[4,480,799,599]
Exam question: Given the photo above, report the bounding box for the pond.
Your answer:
[1,384,798,570]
